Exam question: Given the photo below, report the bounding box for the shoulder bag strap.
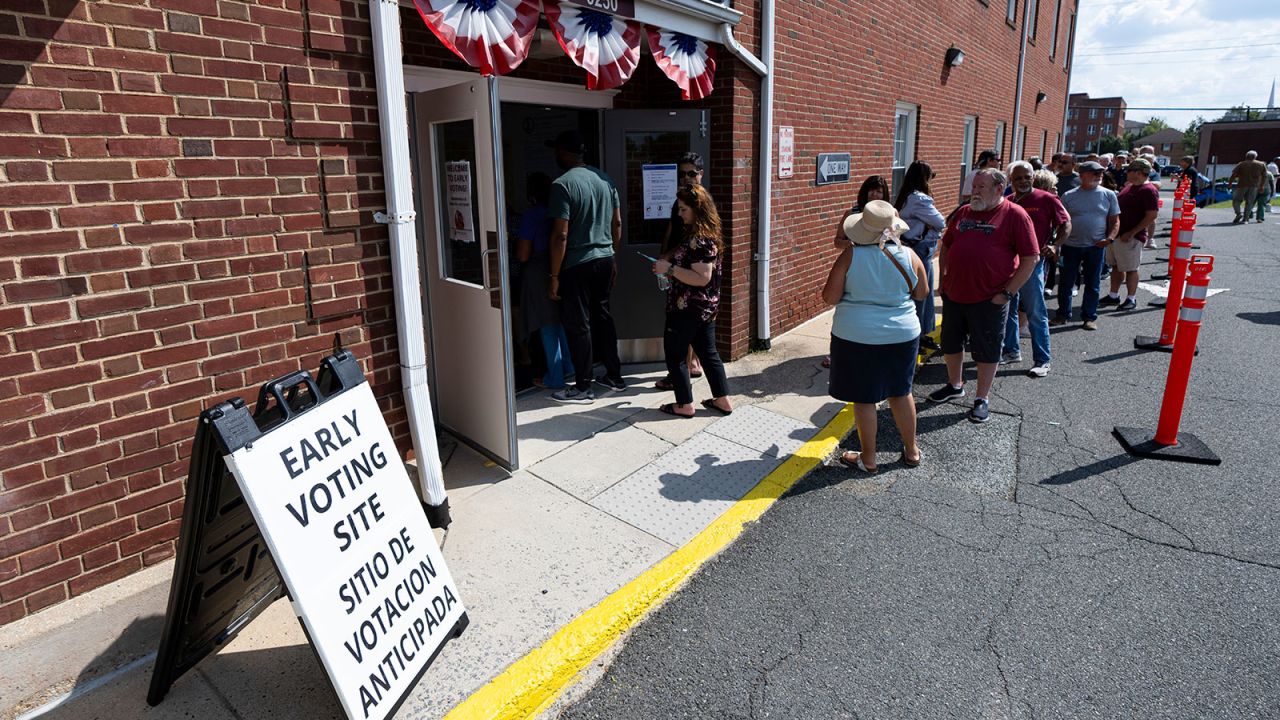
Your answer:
[880,245,914,292]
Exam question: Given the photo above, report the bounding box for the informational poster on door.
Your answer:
[778,126,794,178]
[642,163,678,220]
[223,382,466,720]
[446,161,474,244]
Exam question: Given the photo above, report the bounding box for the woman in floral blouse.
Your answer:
[651,185,732,417]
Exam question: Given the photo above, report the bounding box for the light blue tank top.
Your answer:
[832,243,921,345]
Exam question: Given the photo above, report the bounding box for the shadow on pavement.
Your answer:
[1238,311,1280,327]
[1037,453,1140,486]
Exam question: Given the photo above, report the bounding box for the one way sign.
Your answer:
[815,153,851,186]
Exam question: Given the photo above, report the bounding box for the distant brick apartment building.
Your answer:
[0,0,1076,624]
[1064,92,1125,153]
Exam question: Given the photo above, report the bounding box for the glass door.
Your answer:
[603,109,710,363]
[413,78,517,470]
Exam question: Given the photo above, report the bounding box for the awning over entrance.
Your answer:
[410,0,732,99]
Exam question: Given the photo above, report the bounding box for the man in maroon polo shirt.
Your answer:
[929,168,1041,423]
[1003,161,1071,377]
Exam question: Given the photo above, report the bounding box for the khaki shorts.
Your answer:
[1105,238,1143,273]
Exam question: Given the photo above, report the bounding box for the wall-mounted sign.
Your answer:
[815,153,851,186]
[642,163,678,220]
[572,0,636,18]
[778,127,794,178]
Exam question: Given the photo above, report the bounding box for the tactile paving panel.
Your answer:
[704,404,817,459]
[591,431,784,546]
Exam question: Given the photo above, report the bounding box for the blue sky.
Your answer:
[1071,0,1280,131]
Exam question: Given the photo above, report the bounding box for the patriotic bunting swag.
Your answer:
[412,0,541,76]
[646,28,716,101]
[542,0,641,91]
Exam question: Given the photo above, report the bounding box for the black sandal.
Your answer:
[659,403,694,418]
[655,377,675,390]
[701,399,732,416]
[899,450,922,468]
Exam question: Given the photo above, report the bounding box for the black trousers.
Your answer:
[559,256,621,390]
[664,309,729,406]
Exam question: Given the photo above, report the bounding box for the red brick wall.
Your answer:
[0,0,405,625]
[1065,93,1126,153]
[762,0,1075,339]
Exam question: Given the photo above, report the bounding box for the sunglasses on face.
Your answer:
[681,170,700,178]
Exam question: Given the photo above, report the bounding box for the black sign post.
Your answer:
[148,350,467,718]
[815,152,852,186]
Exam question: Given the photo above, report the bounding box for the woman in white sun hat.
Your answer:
[821,200,929,472]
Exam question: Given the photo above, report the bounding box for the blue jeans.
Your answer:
[908,240,937,334]
[1003,258,1051,365]
[539,324,575,388]
[1057,245,1105,322]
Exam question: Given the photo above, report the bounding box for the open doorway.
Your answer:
[499,103,602,395]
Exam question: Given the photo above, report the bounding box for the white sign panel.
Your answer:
[778,126,794,178]
[446,161,474,244]
[642,163,678,220]
[224,383,465,720]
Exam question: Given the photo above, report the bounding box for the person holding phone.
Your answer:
[656,151,707,388]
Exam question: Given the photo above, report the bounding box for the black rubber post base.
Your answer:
[1149,298,1166,308]
[1149,273,1170,281]
[1156,256,1169,263]
[1113,426,1221,465]
[1133,335,1198,355]
[424,497,452,529]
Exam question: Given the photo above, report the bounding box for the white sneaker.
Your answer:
[1027,363,1050,378]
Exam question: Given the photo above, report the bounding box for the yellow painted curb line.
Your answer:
[443,404,858,720]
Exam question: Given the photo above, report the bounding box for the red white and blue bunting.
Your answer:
[541,0,642,91]
[646,27,716,101]
[411,0,541,77]
[410,0,718,98]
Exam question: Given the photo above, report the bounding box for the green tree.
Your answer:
[1098,135,1126,154]
[1182,116,1204,157]
[1216,106,1263,121]
[1140,117,1169,136]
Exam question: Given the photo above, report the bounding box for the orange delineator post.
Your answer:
[1157,210,1196,345]
[1113,253,1221,465]
[1154,255,1214,445]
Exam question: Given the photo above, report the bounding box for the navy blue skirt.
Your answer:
[828,334,920,404]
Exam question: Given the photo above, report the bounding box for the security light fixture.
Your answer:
[944,46,965,68]
[1036,91,1048,104]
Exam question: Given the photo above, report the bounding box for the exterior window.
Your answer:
[1006,0,1016,24]
[1028,0,1039,40]
[1040,130,1048,158]
[1069,109,1076,119]
[1105,108,1114,118]
[892,102,919,195]
[960,115,977,200]
[1087,124,1096,135]
[1065,13,1075,70]
[1050,0,1062,58]
[1055,132,1061,153]
[1018,125,1027,159]
[1162,143,1172,152]
[1067,125,1074,136]
[1088,108,1097,119]
[994,121,1006,159]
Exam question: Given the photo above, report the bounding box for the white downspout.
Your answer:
[368,0,451,527]
[1010,0,1031,159]
[719,2,773,349]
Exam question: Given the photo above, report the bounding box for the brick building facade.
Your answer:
[1196,119,1280,177]
[1064,92,1125,153]
[0,0,1075,624]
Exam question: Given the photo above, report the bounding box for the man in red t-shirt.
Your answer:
[1005,161,1071,377]
[929,169,1041,423]
[1100,158,1160,311]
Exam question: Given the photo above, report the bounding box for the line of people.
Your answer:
[822,146,1175,471]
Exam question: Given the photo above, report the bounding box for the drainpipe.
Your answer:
[1061,13,1077,153]
[368,0,451,528]
[719,1,773,350]
[1010,0,1031,159]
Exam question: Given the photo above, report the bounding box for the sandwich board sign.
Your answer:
[149,351,466,720]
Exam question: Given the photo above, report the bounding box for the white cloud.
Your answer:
[1071,0,1280,131]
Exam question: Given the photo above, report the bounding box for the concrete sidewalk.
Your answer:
[1,313,848,720]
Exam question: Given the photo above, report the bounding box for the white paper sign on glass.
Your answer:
[224,383,465,720]
[641,163,678,220]
[446,160,474,244]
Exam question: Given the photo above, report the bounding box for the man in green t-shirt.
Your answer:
[546,130,624,404]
